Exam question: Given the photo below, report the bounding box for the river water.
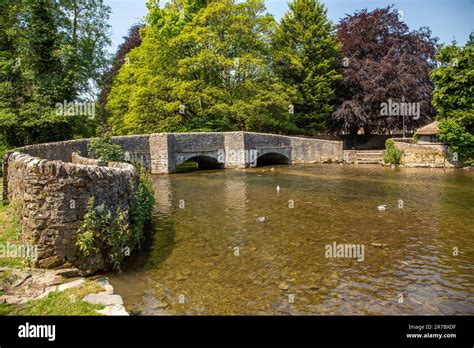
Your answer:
[109,164,474,315]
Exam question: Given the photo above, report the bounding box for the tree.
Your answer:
[272,0,341,134]
[431,34,474,164]
[332,6,437,135]
[98,23,144,130]
[0,0,111,147]
[107,0,297,135]
[58,0,112,99]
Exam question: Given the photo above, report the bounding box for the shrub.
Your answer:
[438,117,474,166]
[76,198,131,271]
[88,134,123,163]
[384,139,404,165]
[129,166,155,249]
[76,168,155,271]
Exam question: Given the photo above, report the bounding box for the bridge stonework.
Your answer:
[148,132,342,173]
[10,132,343,175]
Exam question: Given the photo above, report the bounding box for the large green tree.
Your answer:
[107,0,297,135]
[0,0,111,147]
[431,34,474,164]
[272,0,341,134]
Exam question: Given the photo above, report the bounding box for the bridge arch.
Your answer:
[174,151,224,171]
[254,147,292,167]
[256,152,290,166]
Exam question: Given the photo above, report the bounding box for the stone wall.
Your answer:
[71,152,105,166]
[393,141,456,168]
[17,135,151,170]
[19,139,89,162]
[3,152,137,273]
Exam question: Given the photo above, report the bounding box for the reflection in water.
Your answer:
[109,165,474,315]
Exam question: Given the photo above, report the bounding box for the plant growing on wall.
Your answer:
[129,166,155,248]
[383,139,404,165]
[76,198,131,270]
[88,134,123,163]
[76,168,155,271]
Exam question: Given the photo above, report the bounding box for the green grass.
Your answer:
[1,280,106,316]
[0,180,25,268]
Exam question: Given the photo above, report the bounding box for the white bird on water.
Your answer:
[378,205,387,211]
[276,185,281,194]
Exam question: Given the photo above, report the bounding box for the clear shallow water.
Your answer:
[109,164,474,315]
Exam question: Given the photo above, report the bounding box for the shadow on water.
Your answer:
[109,176,177,272]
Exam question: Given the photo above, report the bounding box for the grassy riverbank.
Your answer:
[0,280,105,316]
[0,181,108,316]
[0,181,23,268]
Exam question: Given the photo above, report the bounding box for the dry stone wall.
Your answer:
[3,152,137,273]
[393,141,457,168]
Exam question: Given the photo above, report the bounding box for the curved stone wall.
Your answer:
[3,152,137,272]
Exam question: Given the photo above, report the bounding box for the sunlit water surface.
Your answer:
[109,164,474,315]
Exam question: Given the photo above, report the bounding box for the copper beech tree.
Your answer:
[332,6,438,135]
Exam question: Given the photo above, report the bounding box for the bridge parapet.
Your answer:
[10,131,343,175]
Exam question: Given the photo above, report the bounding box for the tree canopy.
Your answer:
[332,6,438,135]
[272,0,341,134]
[107,0,298,135]
[431,34,474,164]
[0,0,111,147]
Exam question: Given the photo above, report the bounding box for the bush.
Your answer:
[383,139,404,165]
[88,135,123,163]
[438,117,474,166]
[76,168,155,271]
[76,198,131,271]
[129,166,155,249]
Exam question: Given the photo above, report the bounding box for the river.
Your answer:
[109,164,474,315]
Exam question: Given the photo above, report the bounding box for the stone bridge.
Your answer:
[149,132,342,173]
[14,131,343,174]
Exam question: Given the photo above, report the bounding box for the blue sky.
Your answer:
[104,0,473,53]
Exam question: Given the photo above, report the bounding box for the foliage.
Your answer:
[76,168,155,271]
[98,23,145,130]
[88,134,123,162]
[0,0,111,148]
[272,0,341,134]
[76,198,131,271]
[438,118,474,165]
[107,0,297,135]
[430,34,474,165]
[0,189,23,268]
[332,6,438,135]
[129,166,156,248]
[383,139,404,165]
